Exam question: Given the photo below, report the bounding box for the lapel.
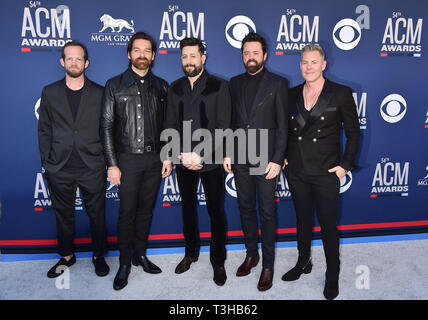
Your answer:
[293,84,306,129]
[299,78,333,135]
[248,69,270,120]
[190,70,208,104]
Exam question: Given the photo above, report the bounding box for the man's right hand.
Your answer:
[282,158,288,170]
[223,157,232,173]
[108,166,121,186]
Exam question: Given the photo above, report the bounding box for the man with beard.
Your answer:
[224,32,288,291]
[101,32,171,290]
[164,37,231,286]
[38,41,109,278]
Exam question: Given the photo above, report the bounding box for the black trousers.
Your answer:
[175,165,227,268]
[232,164,278,269]
[117,153,162,266]
[286,168,340,281]
[46,167,107,258]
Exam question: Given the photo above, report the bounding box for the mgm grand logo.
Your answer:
[91,14,135,46]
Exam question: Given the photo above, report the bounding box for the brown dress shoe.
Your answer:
[175,256,198,274]
[236,255,260,277]
[257,268,274,291]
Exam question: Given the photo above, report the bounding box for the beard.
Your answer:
[65,67,84,78]
[244,59,264,74]
[182,64,203,77]
[131,57,152,71]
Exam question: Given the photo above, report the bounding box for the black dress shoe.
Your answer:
[113,265,131,291]
[236,255,260,277]
[323,279,339,300]
[281,260,312,281]
[213,266,227,286]
[132,255,162,274]
[47,254,76,278]
[175,256,198,274]
[92,256,110,277]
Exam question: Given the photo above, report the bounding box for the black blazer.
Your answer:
[286,78,360,176]
[164,70,231,171]
[38,78,105,173]
[229,68,289,166]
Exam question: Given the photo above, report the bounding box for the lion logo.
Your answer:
[99,14,135,33]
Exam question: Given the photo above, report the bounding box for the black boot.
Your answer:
[113,265,131,291]
[281,259,312,281]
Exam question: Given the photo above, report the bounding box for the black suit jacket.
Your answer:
[38,78,106,173]
[164,70,231,171]
[286,78,360,175]
[229,68,289,166]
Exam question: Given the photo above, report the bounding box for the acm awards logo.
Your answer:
[332,5,370,51]
[21,2,71,51]
[90,13,135,46]
[161,170,206,206]
[159,5,205,54]
[275,9,319,55]
[380,12,422,57]
[33,172,83,211]
[353,92,367,129]
[371,157,409,198]
[380,94,407,124]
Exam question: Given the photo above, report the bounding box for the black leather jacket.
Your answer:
[101,68,168,167]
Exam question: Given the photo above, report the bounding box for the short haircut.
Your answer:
[127,31,157,54]
[180,37,205,55]
[301,44,325,60]
[241,32,267,54]
[61,40,88,61]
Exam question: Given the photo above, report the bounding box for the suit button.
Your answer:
[313,138,317,142]
[138,92,141,95]
[317,129,321,133]
[298,136,302,140]
[320,116,325,120]
[294,128,297,131]
[291,116,294,119]
[138,115,141,119]
[138,127,141,130]
[138,104,141,107]
[124,98,127,101]
[138,139,141,142]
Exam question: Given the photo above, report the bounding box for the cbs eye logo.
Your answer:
[333,18,361,50]
[225,16,256,49]
[35,98,41,120]
[225,173,237,197]
[380,94,407,123]
[339,171,353,194]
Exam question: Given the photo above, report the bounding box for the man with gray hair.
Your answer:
[282,44,360,300]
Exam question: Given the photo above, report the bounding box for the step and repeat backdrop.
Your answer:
[0,0,427,252]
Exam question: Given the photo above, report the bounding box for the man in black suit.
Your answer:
[101,32,171,290]
[163,37,231,286]
[38,41,109,278]
[281,44,360,300]
[224,32,288,291]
